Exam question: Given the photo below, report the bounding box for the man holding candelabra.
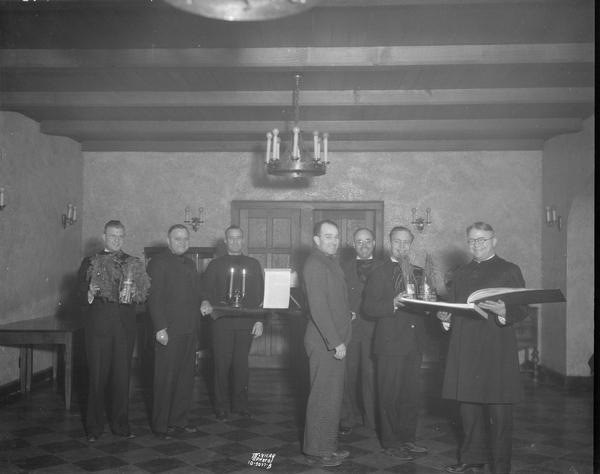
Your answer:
[363,226,428,460]
[201,225,264,422]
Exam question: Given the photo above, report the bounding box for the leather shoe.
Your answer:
[383,447,415,461]
[86,435,97,443]
[216,411,229,422]
[154,432,172,440]
[234,410,252,419]
[403,441,428,453]
[304,454,343,467]
[332,449,350,459]
[338,426,353,435]
[445,463,485,473]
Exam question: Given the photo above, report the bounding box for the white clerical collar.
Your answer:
[390,257,400,263]
[356,256,373,260]
[474,253,496,263]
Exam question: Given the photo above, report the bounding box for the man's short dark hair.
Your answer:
[225,225,243,238]
[353,227,375,240]
[389,226,414,242]
[466,221,495,235]
[104,220,125,233]
[168,224,189,236]
[313,219,338,236]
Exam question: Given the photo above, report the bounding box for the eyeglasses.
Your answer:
[467,237,494,246]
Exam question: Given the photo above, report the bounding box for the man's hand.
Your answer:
[334,343,346,360]
[393,294,406,311]
[156,328,168,346]
[436,311,452,331]
[200,300,213,316]
[87,283,100,304]
[251,321,263,338]
[477,299,507,325]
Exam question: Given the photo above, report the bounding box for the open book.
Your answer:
[399,288,565,319]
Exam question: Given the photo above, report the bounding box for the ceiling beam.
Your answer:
[3,88,593,107]
[81,138,544,152]
[41,118,582,138]
[1,44,592,69]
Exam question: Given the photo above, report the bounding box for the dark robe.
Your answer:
[442,254,528,404]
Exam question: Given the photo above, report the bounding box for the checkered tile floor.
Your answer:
[0,367,593,473]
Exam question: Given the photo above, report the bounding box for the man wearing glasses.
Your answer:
[438,222,529,474]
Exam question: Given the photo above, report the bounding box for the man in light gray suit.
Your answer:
[302,220,352,468]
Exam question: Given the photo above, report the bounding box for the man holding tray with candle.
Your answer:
[201,225,264,422]
[438,222,528,474]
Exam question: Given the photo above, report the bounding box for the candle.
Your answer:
[322,133,328,162]
[228,267,234,299]
[551,207,557,224]
[67,204,73,220]
[242,268,246,297]
[265,132,273,164]
[184,206,191,222]
[316,137,321,161]
[313,131,319,160]
[198,207,203,223]
[272,129,279,159]
[0,187,4,208]
[545,206,552,224]
[292,127,299,158]
[72,206,77,222]
[275,137,280,160]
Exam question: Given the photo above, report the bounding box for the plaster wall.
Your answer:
[83,150,542,291]
[541,116,594,376]
[0,112,83,386]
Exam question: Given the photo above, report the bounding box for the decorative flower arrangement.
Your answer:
[87,253,150,304]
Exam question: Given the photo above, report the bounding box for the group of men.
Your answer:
[79,221,264,442]
[303,220,528,474]
[79,217,527,474]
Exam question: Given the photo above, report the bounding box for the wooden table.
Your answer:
[0,315,83,410]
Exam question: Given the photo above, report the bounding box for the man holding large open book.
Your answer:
[439,222,529,474]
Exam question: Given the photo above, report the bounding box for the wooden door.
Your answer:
[237,207,303,368]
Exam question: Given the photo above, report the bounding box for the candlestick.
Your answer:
[72,206,77,222]
[265,132,273,163]
[551,207,557,223]
[228,267,234,299]
[272,129,279,159]
[241,268,246,297]
[184,206,191,223]
[323,132,328,162]
[0,187,5,209]
[545,206,552,224]
[292,127,299,158]
[313,131,319,160]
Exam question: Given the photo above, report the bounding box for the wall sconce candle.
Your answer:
[411,207,432,232]
[544,205,562,231]
[0,187,5,210]
[184,206,204,232]
[62,203,77,228]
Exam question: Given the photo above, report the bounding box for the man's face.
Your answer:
[103,226,125,252]
[225,228,244,255]
[467,228,497,261]
[313,222,339,256]
[353,229,375,260]
[168,228,190,256]
[390,230,412,260]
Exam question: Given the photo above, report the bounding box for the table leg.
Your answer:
[25,346,33,395]
[64,335,73,410]
[19,347,27,394]
[52,347,58,392]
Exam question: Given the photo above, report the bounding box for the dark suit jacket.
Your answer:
[362,259,425,356]
[303,249,351,350]
[341,258,383,339]
[147,250,203,336]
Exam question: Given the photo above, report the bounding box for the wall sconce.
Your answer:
[545,206,562,231]
[0,187,5,211]
[184,206,204,232]
[62,203,77,228]
[411,207,431,232]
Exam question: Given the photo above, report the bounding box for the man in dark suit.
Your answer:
[363,226,428,460]
[438,222,528,474]
[78,220,139,442]
[302,220,352,468]
[339,227,382,435]
[201,225,264,422]
[147,224,203,439]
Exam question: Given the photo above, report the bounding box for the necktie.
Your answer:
[392,262,404,293]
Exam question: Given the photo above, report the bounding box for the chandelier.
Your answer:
[162,0,322,21]
[265,74,329,178]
